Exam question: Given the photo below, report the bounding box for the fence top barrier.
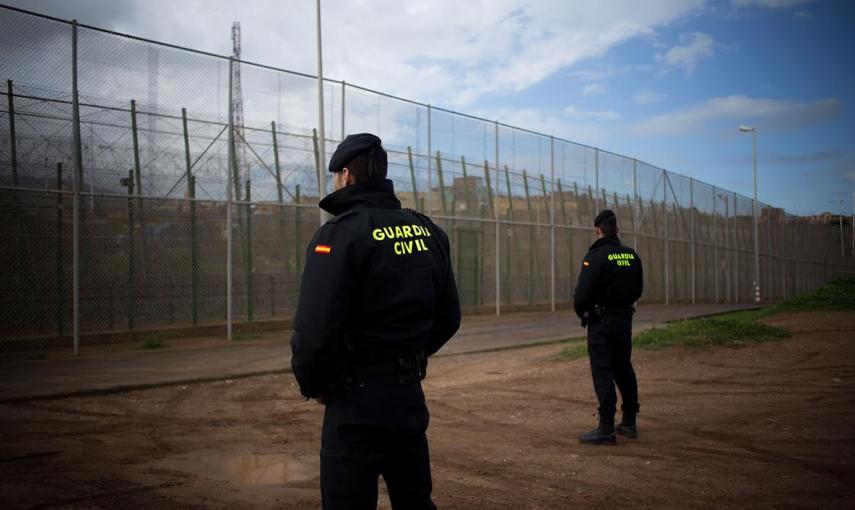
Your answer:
[0,2,795,212]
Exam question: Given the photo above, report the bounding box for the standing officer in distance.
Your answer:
[573,209,643,445]
[290,133,461,509]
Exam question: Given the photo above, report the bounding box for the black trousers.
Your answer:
[586,314,639,418]
[320,378,436,510]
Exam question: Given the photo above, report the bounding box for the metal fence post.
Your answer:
[504,164,514,307]
[690,177,696,304]
[523,170,534,304]
[557,178,573,295]
[56,162,65,336]
[550,136,555,312]
[245,179,253,321]
[271,121,289,283]
[7,79,21,295]
[295,184,302,276]
[182,108,198,325]
[126,169,135,330]
[460,155,473,213]
[407,147,419,209]
[341,80,346,140]
[71,20,82,355]
[781,214,786,299]
[427,105,432,216]
[733,191,739,302]
[594,148,600,212]
[632,158,638,251]
[315,0,326,225]
[226,57,234,341]
[494,121,501,316]
[663,170,669,305]
[189,175,198,324]
[129,99,149,281]
[713,185,719,303]
[435,151,448,215]
[6,80,18,188]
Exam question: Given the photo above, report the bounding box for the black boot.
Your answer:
[617,403,639,438]
[616,414,637,439]
[579,415,616,445]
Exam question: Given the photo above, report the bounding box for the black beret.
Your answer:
[328,133,382,173]
[594,209,616,227]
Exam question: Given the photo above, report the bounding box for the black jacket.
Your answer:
[290,179,461,398]
[573,235,643,318]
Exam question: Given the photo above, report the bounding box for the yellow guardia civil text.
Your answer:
[371,224,432,256]
[608,252,635,267]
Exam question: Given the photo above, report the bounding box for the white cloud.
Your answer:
[7,0,707,109]
[655,32,714,75]
[630,95,841,137]
[565,105,620,122]
[731,0,815,8]
[633,89,667,104]
[566,67,614,83]
[582,83,607,96]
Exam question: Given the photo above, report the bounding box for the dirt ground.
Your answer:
[1,311,853,509]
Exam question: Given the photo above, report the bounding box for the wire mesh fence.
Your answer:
[1,5,853,352]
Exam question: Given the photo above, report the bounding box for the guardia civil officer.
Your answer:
[573,209,643,445]
[290,133,461,509]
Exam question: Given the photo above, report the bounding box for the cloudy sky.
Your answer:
[6,0,854,214]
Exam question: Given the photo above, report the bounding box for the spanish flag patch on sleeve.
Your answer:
[314,244,332,255]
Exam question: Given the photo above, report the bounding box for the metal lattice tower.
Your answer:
[231,21,248,198]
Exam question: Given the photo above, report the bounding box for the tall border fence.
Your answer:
[1,5,853,352]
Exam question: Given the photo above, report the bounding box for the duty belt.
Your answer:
[592,304,635,317]
[347,352,424,384]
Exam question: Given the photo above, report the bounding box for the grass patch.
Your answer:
[763,276,855,314]
[554,339,588,360]
[137,338,166,350]
[635,315,790,350]
[557,277,855,360]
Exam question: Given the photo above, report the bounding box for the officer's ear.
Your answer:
[341,167,356,186]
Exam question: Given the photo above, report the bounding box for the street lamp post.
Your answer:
[739,125,761,303]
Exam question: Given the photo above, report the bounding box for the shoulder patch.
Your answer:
[327,209,359,224]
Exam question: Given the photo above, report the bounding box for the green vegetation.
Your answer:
[554,339,588,360]
[138,338,166,350]
[761,276,855,314]
[633,314,789,350]
[557,277,855,359]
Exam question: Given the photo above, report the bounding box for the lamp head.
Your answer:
[739,125,754,133]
